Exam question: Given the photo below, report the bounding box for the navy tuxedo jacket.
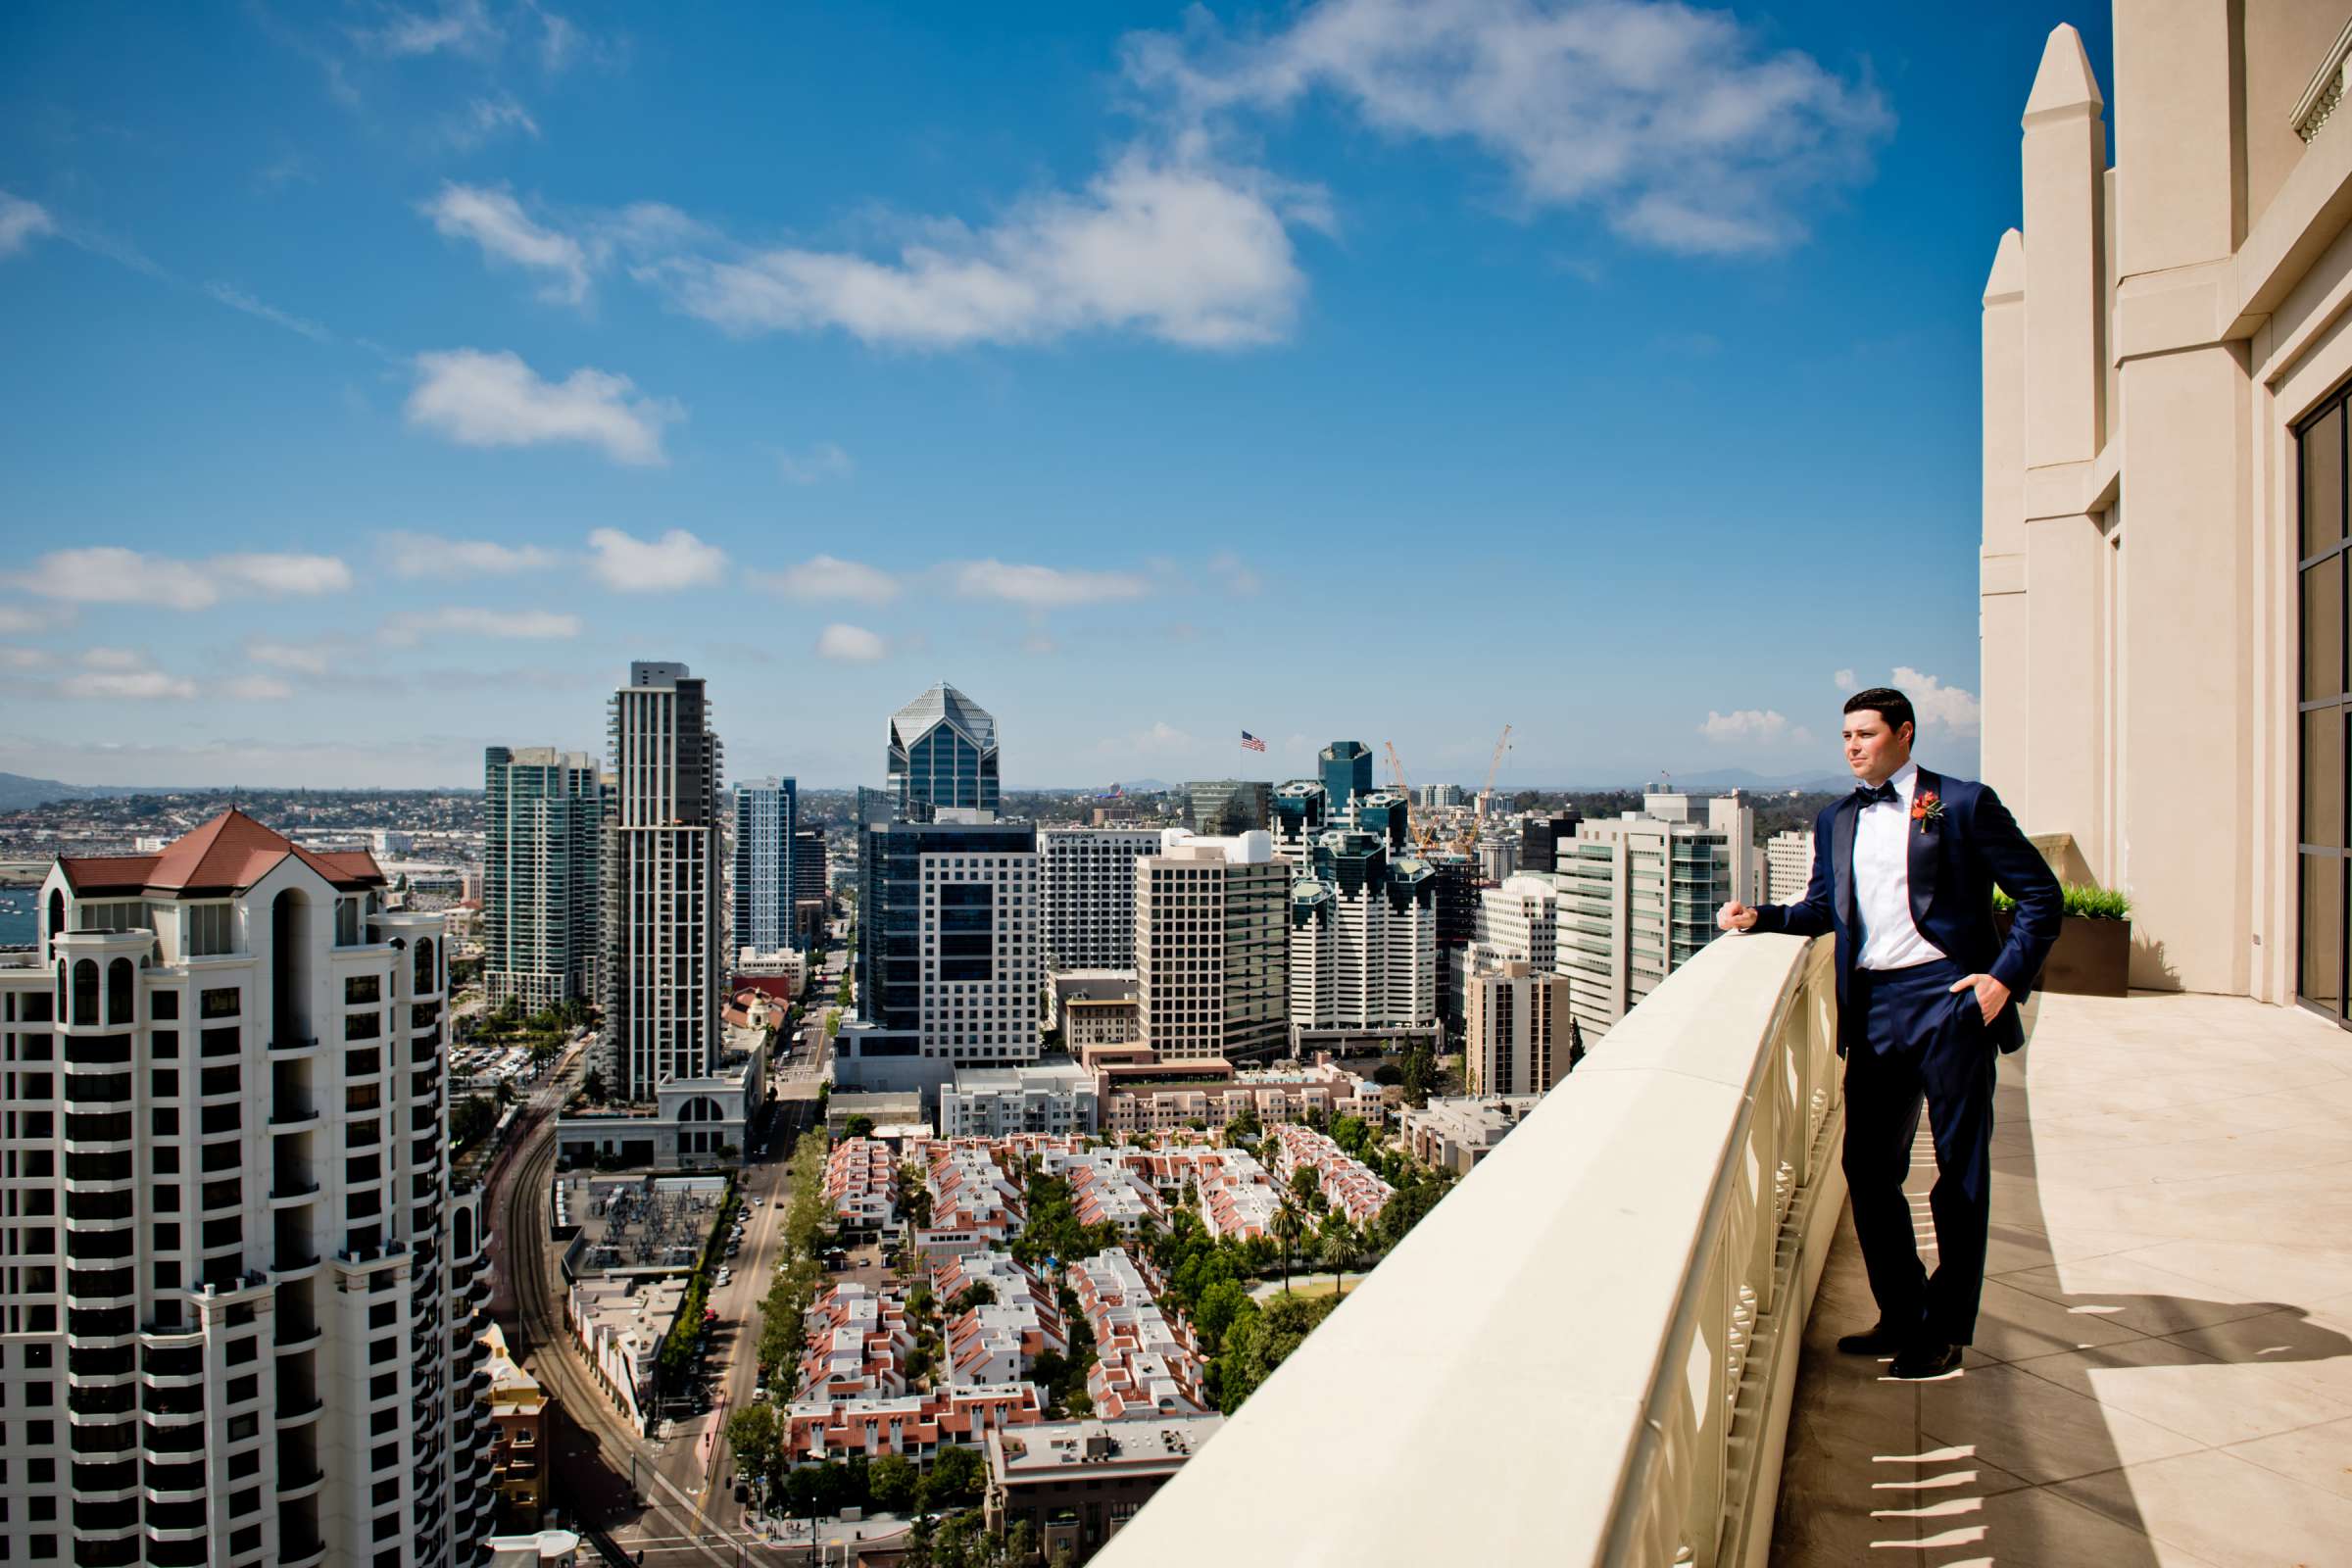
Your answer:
[1752,768,2064,1054]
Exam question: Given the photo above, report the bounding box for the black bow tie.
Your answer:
[1854,781,1899,807]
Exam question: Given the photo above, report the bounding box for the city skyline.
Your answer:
[0,1,2062,790]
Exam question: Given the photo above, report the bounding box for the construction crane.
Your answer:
[1460,723,1514,851]
[1383,741,1442,852]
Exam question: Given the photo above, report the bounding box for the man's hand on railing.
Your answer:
[1717,900,1760,933]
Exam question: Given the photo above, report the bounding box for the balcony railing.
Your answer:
[1103,931,1845,1567]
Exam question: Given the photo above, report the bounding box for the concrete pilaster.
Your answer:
[1981,230,2030,812]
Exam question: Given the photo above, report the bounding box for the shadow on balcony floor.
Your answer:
[1771,990,2352,1567]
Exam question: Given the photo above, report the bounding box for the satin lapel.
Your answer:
[1831,794,1858,934]
[1908,766,1941,931]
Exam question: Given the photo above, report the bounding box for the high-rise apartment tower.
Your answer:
[733,776,798,956]
[482,745,602,1011]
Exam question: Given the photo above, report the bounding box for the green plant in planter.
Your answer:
[1992,882,2132,919]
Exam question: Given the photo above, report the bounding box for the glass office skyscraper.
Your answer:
[1319,740,1374,816]
[886,683,1000,821]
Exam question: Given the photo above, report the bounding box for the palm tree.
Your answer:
[1319,1222,1357,1297]
[1271,1189,1305,1295]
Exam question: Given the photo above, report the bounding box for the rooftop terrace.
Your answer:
[1099,934,2352,1566]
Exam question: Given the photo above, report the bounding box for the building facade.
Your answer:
[792,826,829,950]
[1765,829,1816,906]
[3,809,497,1568]
[1135,831,1289,1063]
[603,662,724,1098]
[887,683,1001,822]
[482,746,601,1012]
[1518,811,1583,875]
[1551,792,1754,1039]
[1977,14,2352,1011]
[937,1061,1100,1138]
[1183,780,1271,836]
[1286,831,1439,1052]
[1318,741,1374,817]
[1464,957,1574,1097]
[733,776,798,957]
[857,815,1042,1066]
[1041,828,1161,970]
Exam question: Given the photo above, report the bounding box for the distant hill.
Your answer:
[0,773,107,811]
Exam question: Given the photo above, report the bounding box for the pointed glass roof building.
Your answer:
[887,681,1001,820]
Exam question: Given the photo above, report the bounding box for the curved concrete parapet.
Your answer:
[1100,932,1844,1568]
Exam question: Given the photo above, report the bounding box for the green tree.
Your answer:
[845,1113,876,1139]
[726,1401,782,1486]
[581,1067,607,1103]
[867,1452,920,1513]
[1214,1292,1342,1413]
[1318,1219,1358,1296]
[921,1445,987,1511]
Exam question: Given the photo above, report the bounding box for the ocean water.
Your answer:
[0,888,37,948]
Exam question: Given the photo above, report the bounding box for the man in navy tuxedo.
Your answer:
[1717,687,2063,1379]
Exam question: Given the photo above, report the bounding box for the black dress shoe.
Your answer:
[1836,1322,1911,1356]
[1888,1341,1964,1379]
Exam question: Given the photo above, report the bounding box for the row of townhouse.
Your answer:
[1065,1250,1212,1421]
[1266,1122,1396,1227]
[1065,1155,1164,1237]
[1190,1149,1281,1242]
[916,1142,1028,1257]
[793,1283,913,1404]
[824,1136,901,1233]
[784,1382,1047,1466]
[937,1252,1067,1387]
[784,1277,1048,1465]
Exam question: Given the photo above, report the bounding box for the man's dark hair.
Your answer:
[1843,686,1916,737]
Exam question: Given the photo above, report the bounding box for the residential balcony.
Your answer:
[1102,934,2352,1565]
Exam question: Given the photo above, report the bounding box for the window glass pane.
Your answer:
[2306,707,2346,848]
[2301,853,2343,1014]
[2305,403,2345,560]
[2310,558,2346,700]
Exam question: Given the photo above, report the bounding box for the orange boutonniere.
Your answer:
[1911,790,1944,833]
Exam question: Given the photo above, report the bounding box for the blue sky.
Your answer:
[0,2,2111,790]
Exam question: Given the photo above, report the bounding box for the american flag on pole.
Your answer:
[1240,731,1267,753]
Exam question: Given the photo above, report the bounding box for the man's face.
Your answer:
[1842,710,1912,783]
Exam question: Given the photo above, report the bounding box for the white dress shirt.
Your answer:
[1853,760,1946,971]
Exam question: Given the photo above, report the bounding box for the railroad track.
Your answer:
[501,1118,766,1568]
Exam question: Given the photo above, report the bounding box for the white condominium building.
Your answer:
[1464,957,1575,1098]
[1135,830,1289,1063]
[0,809,498,1568]
[1553,792,1755,1039]
[1286,831,1438,1051]
[482,745,601,1012]
[1040,828,1160,971]
[937,1060,1097,1137]
[1766,828,1816,906]
[604,662,724,1097]
[1472,874,1560,973]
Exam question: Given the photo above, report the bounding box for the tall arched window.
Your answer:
[72,959,100,1026]
[46,890,64,957]
[107,957,134,1025]
[414,937,436,994]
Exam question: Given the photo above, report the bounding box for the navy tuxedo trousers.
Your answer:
[1843,956,1998,1346]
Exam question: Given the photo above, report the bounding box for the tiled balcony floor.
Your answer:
[1771,990,2352,1567]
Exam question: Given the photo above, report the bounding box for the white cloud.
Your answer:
[815,623,888,663]
[1207,550,1263,595]
[57,646,195,699]
[647,149,1319,349]
[760,555,899,605]
[953,561,1151,609]
[407,348,680,466]
[223,674,295,701]
[421,182,591,304]
[247,639,334,675]
[584,527,725,592]
[353,0,502,58]
[379,606,583,644]
[378,530,562,578]
[1699,709,1790,743]
[0,647,52,670]
[1834,668,1856,691]
[0,192,57,259]
[1890,666,1983,736]
[1099,720,1197,757]
[1126,0,1890,256]
[778,441,855,485]
[0,604,70,634]
[16,548,349,610]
